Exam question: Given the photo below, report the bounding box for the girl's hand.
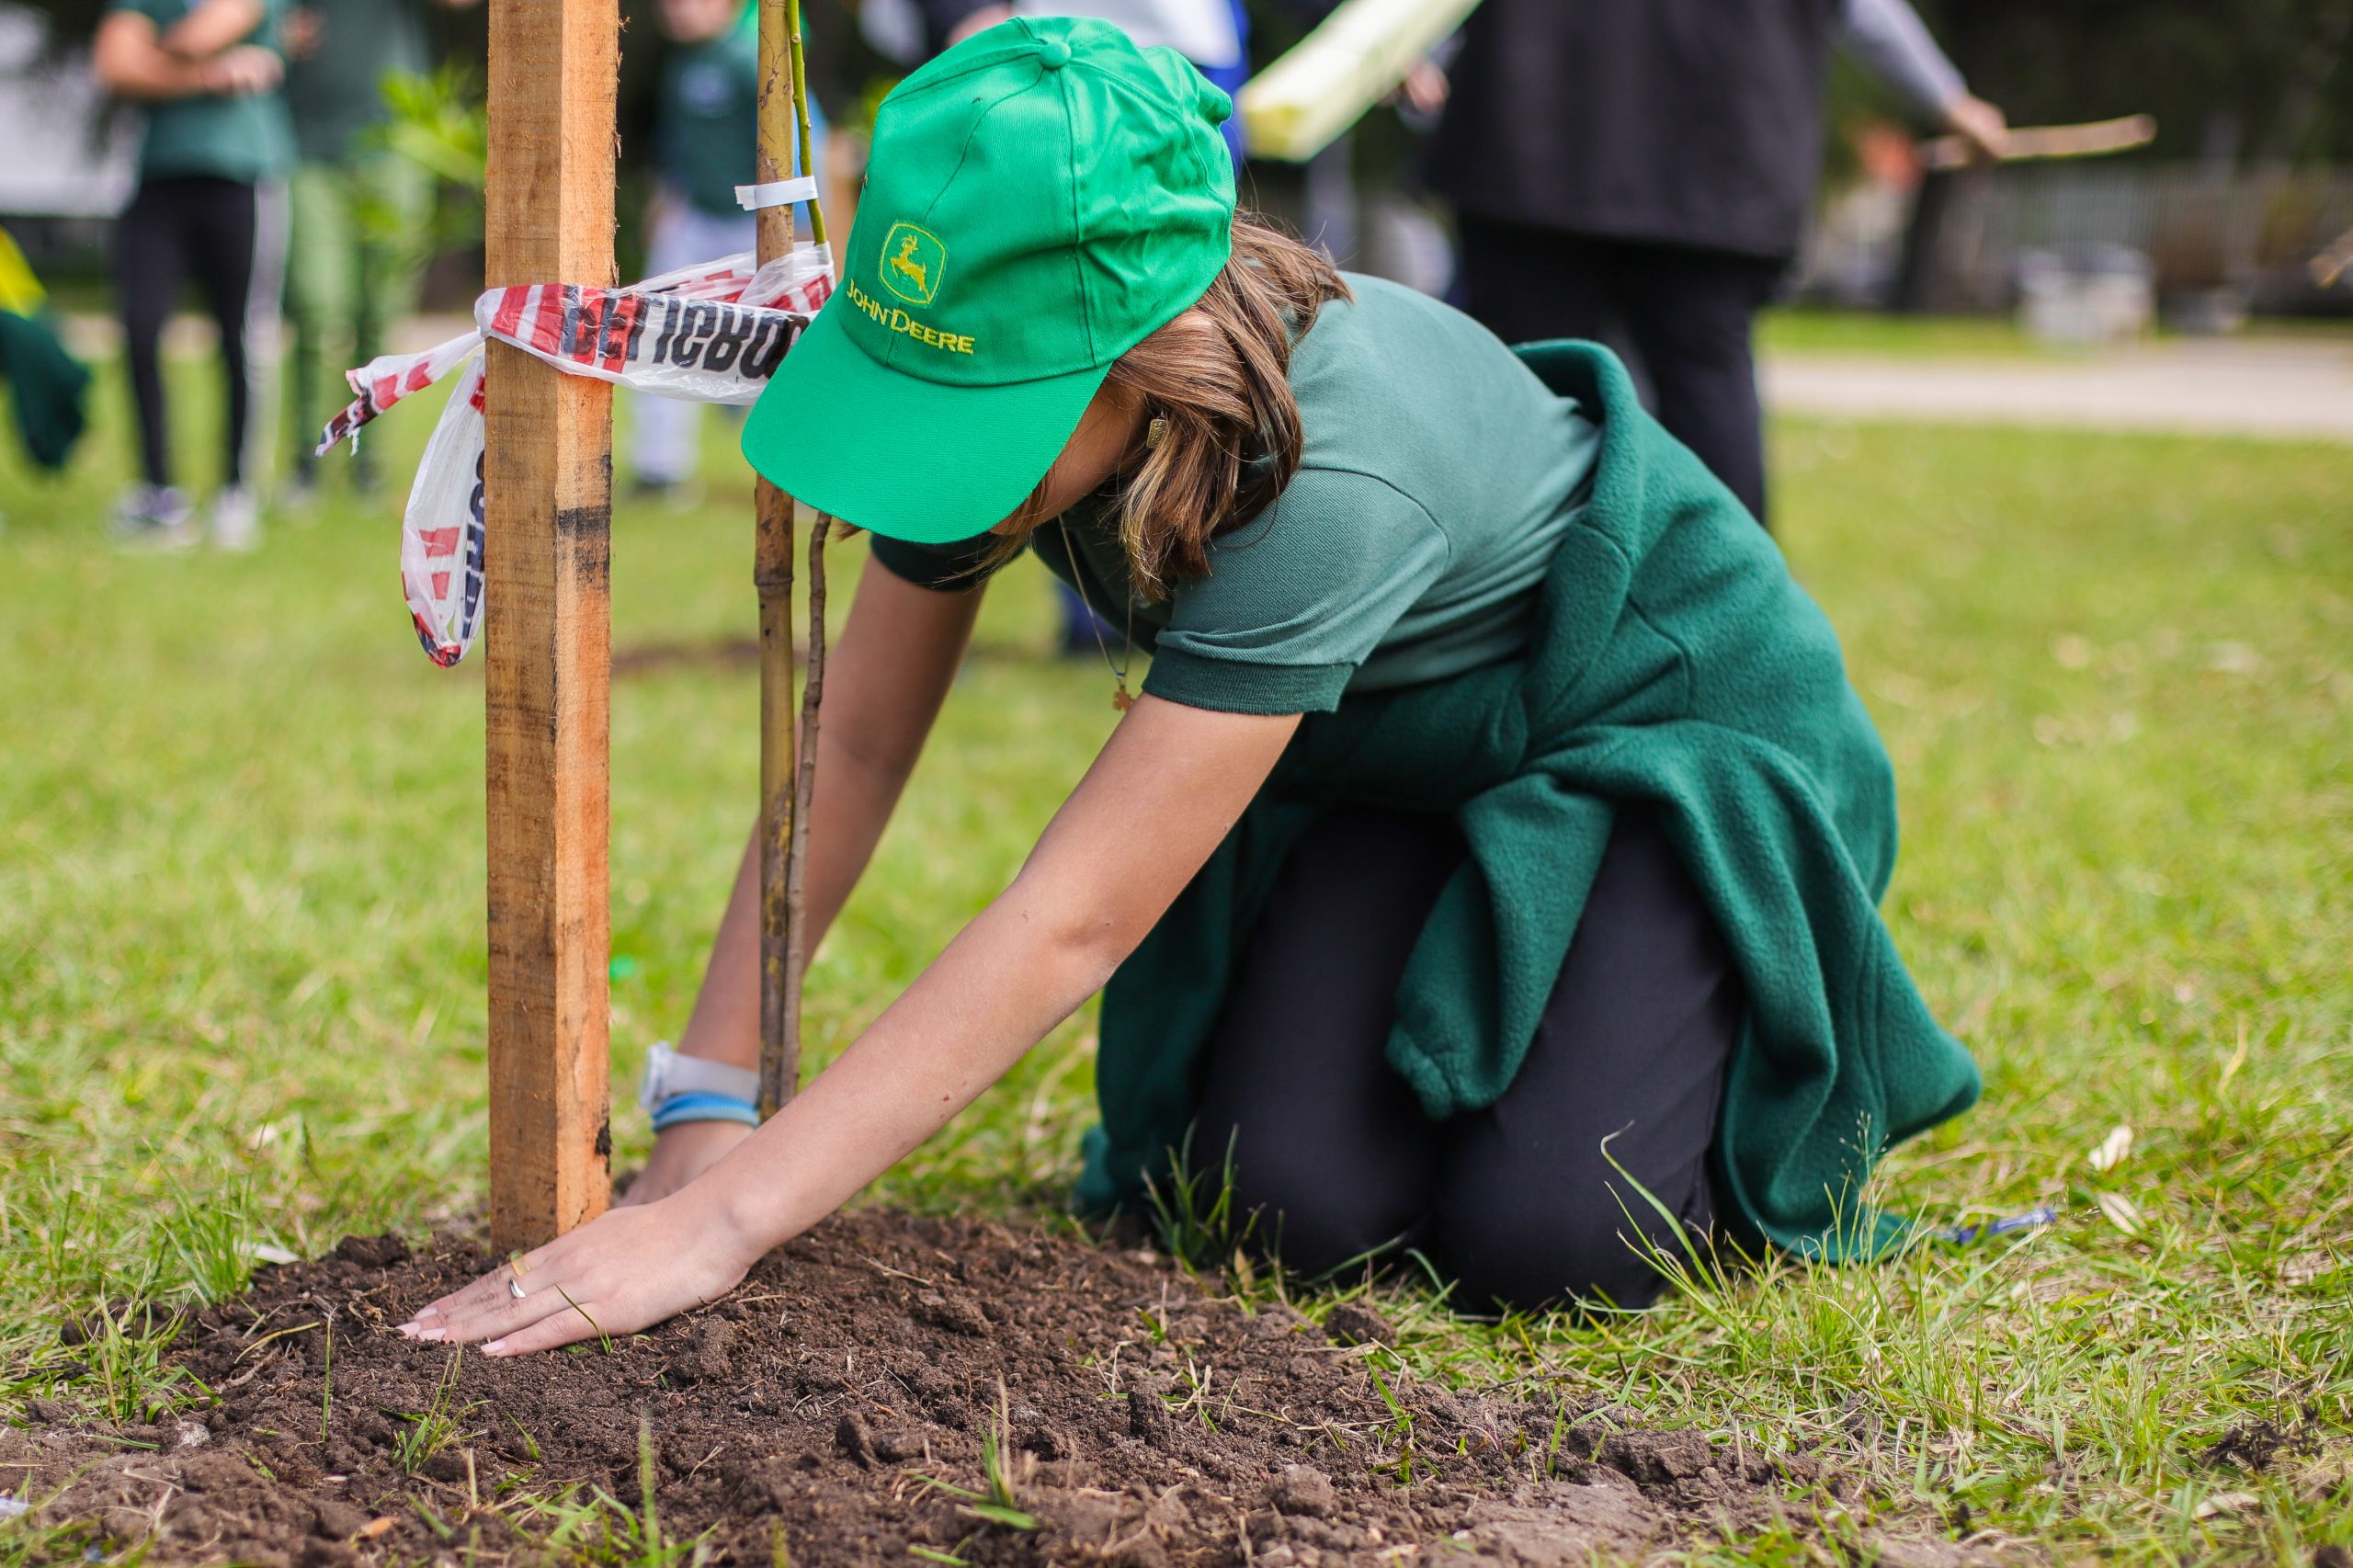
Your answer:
[398,1193,757,1356]
[620,1119,754,1207]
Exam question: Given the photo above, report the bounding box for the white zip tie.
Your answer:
[735,176,820,211]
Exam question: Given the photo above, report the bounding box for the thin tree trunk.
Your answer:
[754,0,801,1119]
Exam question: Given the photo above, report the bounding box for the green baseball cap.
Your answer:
[740,16,1236,544]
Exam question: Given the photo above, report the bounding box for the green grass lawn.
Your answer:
[1757,307,2054,359]
[3,359,2348,1562]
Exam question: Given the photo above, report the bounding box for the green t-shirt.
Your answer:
[870,274,1603,714]
[111,0,296,184]
[281,0,430,163]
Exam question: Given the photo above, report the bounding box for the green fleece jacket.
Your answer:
[1075,341,1980,1258]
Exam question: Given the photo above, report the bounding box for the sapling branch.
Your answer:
[754,0,801,1119]
[755,483,798,1121]
[787,0,826,247]
[782,514,832,1082]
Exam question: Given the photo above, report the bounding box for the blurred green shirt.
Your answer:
[281,0,432,164]
[654,4,825,221]
[109,0,296,184]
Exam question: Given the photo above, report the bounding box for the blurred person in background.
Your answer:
[1427,0,2008,528]
[94,0,293,550]
[280,0,478,505]
[631,0,825,503]
[859,0,1247,653]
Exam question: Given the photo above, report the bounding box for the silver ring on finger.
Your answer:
[507,1273,528,1301]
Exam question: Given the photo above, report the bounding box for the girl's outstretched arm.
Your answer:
[404,693,1300,1354]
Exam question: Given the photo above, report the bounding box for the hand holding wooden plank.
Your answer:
[1923,113,2155,171]
[2312,224,2353,289]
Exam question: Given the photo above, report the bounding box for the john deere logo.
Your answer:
[881,222,945,306]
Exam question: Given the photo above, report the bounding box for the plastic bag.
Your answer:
[318,242,833,666]
[398,357,487,667]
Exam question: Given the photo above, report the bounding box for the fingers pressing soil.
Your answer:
[2,1210,2006,1565]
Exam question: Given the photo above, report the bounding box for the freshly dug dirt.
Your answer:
[4,1211,1994,1565]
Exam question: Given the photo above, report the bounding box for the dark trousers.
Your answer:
[1456,217,1784,526]
[115,176,283,489]
[1195,805,1742,1312]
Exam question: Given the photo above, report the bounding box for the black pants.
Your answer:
[115,176,286,489]
[1195,806,1741,1312]
[1456,217,1784,526]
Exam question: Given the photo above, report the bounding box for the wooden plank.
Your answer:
[754,0,801,1119]
[483,0,618,1252]
[1922,113,2156,170]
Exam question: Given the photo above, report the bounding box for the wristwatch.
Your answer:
[636,1042,763,1131]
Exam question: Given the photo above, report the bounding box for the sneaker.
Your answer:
[209,484,262,551]
[111,485,199,551]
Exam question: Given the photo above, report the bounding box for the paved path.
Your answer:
[1761,337,2353,443]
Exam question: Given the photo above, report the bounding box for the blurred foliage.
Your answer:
[1910,0,2352,162]
[369,64,485,195]
[40,0,2350,165]
[37,0,2352,285]
[353,65,486,268]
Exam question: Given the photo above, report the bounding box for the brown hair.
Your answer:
[991,211,1349,599]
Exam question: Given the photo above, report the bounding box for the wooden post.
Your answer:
[482,0,618,1252]
[754,0,801,1119]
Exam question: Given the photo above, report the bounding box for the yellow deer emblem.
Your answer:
[890,234,929,296]
[880,222,945,305]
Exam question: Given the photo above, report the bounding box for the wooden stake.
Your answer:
[483,0,618,1252]
[754,0,801,1120]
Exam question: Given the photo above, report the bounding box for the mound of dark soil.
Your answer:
[3,1211,1993,1565]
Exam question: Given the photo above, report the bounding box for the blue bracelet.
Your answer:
[649,1090,763,1131]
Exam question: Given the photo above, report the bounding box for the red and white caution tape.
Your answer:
[318,243,834,667]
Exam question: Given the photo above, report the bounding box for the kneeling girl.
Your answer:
[407,17,1977,1353]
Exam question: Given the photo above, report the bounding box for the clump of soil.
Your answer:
[2201,1409,2326,1473]
[4,1211,1990,1565]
